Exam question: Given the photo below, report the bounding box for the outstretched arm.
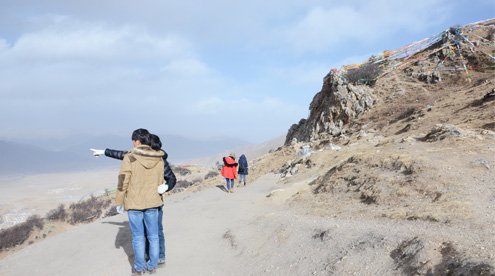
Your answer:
[105,149,128,160]
[90,148,128,160]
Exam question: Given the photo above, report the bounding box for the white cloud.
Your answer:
[188,96,305,140]
[285,6,359,52]
[283,0,451,53]
[333,52,380,68]
[0,15,305,142]
[0,17,193,65]
[194,97,225,114]
[0,0,482,142]
[268,63,329,86]
[160,58,213,77]
[0,39,8,52]
[0,16,205,100]
[193,96,296,115]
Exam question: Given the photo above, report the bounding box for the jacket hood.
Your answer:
[130,145,164,169]
[238,154,248,167]
[223,156,236,164]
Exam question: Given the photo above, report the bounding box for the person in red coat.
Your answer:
[221,153,238,193]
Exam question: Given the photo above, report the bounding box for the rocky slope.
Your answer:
[266,18,495,275]
[286,19,495,145]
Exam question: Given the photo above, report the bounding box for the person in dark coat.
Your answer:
[90,139,176,192]
[90,133,175,266]
[237,154,248,186]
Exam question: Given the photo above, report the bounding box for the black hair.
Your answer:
[131,128,150,145]
[149,134,162,151]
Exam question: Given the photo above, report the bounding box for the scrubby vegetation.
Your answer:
[68,196,112,224]
[0,215,44,251]
[172,166,192,176]
[46,204,67,221]
[104,206,119,218]
[176,180,194,189]
[168,178,205,194]
[204,170,219,180]
[344,63,382,85]
[0,194,117,253]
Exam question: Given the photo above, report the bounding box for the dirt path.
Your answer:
[0,174,281,276]
[1,169,493,275]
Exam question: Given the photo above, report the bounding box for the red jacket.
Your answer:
[221,156,238,179]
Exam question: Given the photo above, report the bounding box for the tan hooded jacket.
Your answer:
[115,145,164,210]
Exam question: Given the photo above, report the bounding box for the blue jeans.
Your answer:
[239,174,247,184]
[158,206,165,261]
[145,206,166,261]
[225,178,235,190]
[128,208,160,272]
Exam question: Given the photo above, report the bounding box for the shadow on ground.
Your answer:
[103,221,133,268]
[216,185,229,193]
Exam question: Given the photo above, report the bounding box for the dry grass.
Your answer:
[0,215,44,251]
[104,206,119,218]
[344,63,383,85]
[172,166,192,176]
[204,170,219,180]
[293,146,478,223]
[68,196,112,225]
[0,193,116,255]
[46,204,67,221]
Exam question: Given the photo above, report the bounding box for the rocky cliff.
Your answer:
[285,71,375,144]
[286,19,495,145]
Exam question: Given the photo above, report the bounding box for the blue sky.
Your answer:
[0,0,493,143]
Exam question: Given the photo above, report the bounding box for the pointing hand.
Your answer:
[90,148,105,157]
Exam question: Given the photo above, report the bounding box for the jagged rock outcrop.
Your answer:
[285,72,375,145]
[285,19,495,146]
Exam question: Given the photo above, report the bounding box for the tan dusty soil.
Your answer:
[0,131,493,275]
[1,123,494,275]
[285,136,495,274]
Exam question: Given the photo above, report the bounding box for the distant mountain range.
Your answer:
[0,140,109,175]
[0,134,253,175]
[187,136,284,168]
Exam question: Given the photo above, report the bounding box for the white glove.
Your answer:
[90,148,105,157]
[116,205,125,214]
[157,183,169,194]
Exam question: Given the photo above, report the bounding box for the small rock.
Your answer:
[327,143,342,151]
[421,124,463,142]
[297,144,312,157]
[482,89,495,102]
[401,136,416,143]
[266,189,285,198]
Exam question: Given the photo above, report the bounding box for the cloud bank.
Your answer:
[0,0,491,142]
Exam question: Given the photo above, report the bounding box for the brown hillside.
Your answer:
[250,18,495,274]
